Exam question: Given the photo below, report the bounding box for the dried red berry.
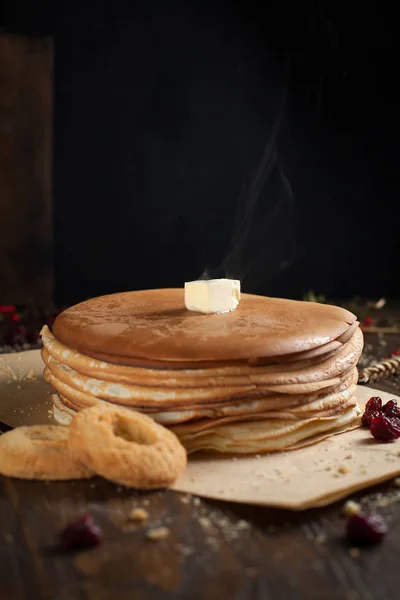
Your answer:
[382,400,400,420]
[361,397,382,428]
[346,512,388,545]
[370,415,400,442]
[0,305,17,314]
[361,316,374,328]
[60,514,103,551]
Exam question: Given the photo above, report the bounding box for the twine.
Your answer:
[358,356,400,384]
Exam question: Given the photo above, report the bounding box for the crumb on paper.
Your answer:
[146,526,170,541]
[25,369,37,381]
[349,548,360,558]
[345,453,353,459]
[338,465,350,475]
[180,494,191,504]
[325,466,332,471]
[343,500,361,517]
[129,508,149,522]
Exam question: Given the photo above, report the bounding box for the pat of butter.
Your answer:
[184,279,241,314]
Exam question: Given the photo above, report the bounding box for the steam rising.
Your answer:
[198,61,295,291]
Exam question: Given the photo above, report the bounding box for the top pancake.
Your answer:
[53,289,356,365]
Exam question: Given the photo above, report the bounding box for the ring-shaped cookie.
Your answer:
[0,425,94,480]
[68,404,187,489]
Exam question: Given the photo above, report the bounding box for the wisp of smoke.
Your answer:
[198,60,295,291]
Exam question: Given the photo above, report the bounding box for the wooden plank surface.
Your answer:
[0,35,52,304]
[1,330,400,600]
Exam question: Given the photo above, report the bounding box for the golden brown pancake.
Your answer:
[53,290,356,365]
[41,289,363,454]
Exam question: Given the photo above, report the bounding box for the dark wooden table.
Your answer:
[1,329,400,600]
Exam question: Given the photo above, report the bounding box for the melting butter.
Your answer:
[184,279,241,314]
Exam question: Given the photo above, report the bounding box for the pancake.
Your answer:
[41,289,363,454]
[52,290,356,365]
[41,326,361,387]
[171,405,361,454]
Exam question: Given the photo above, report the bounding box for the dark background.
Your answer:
[3,1,399,304]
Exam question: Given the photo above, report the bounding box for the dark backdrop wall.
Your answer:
[3,1,400,304]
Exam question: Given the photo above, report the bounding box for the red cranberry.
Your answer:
[346,512,388,545]
[382,400,400,420]
[0,305,16,314]
[370,415,400,442]
[361,397,382,428]
[361,316,374,328]
[60,513,103,550]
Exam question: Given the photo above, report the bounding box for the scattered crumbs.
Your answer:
[189,477,196,483]
[237,520,250,531]
[232,457,238,461]
[393,477,400,488]
[193,497,201,507]
[274,469,282,476]
[199,517,211,529]
[349,548,360,559]
[359,467,367,475]
[338,465,350,475]
[245,567,258,578]
[325,466,332,471]
[315,534,327,545]
[254,455,261,459]
[16,385,21,390]
[376,495,390,508]
[343,500,361,517]
[146,527,170,541]
[345,453,353,460]
[129,508,149,522]
[218,489,226,494]
[180,494,191,504]
[25,369,37,381]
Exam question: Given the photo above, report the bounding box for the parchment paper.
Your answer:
[1,350,399,509]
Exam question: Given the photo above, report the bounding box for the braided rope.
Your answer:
[358,356,400,384]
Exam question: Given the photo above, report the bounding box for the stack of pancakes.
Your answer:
[41,289,363,454]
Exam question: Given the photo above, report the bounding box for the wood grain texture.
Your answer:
[1,331,400,600]
[0,35,52,304]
